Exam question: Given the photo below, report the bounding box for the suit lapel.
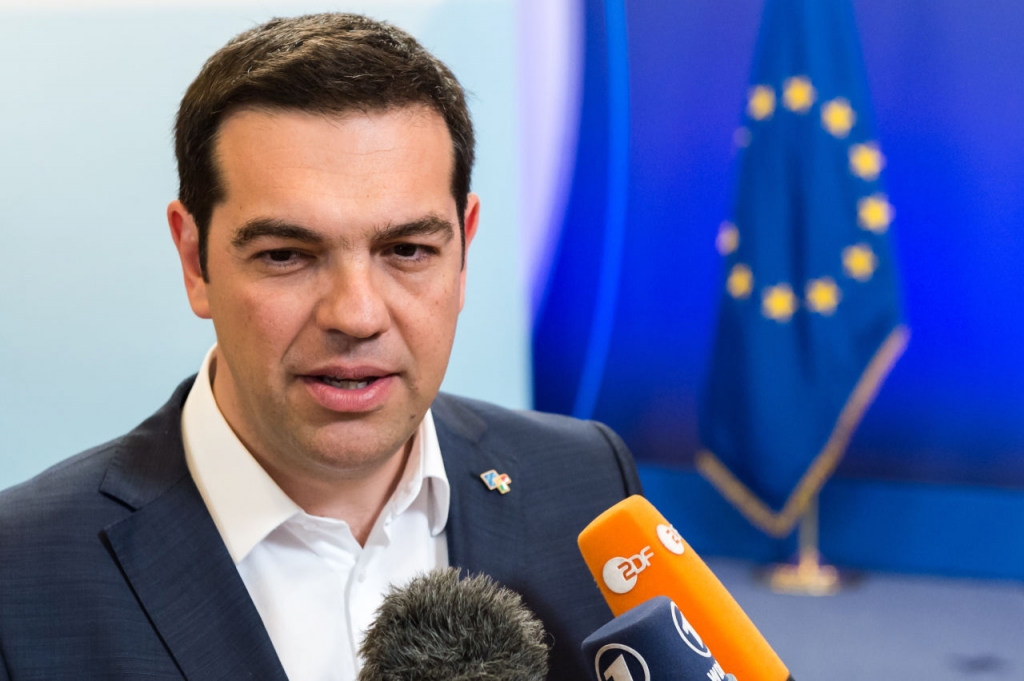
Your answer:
[432,394,524,587]
[99,379,287,681]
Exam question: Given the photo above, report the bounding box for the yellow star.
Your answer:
[842,244,878,282]
[726,264,753,299]
[762,284,798,322]
[821,97,856,138]
[782,76,816,113]
[849,142,886,180]
[805,277,842,315]
[747,85,776,121]
[857,193,894,233]
[716,221,740,255]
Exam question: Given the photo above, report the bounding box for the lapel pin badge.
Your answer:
[480,469,512,495]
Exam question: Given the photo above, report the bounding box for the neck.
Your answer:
[266,441,412,545]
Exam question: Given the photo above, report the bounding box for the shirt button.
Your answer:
[357,572,367,582]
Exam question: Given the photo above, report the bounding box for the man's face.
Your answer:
[169,106,478,483]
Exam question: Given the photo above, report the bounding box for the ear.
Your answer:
[458,192,480,312]
[167,200,212,319]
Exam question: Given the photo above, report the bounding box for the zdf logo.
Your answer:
[602,546,654,594]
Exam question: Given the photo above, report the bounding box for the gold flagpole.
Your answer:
[765,494,841,596]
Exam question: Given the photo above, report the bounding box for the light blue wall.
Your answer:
[0,1,528,487]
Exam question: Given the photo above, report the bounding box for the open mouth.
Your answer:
[315,375,381,390]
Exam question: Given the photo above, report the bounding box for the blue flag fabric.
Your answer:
[697,0,908,537]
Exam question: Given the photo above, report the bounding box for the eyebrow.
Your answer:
[373,215,455,245]
[231,218,325,248]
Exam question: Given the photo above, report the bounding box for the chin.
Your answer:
[304,425,412,471]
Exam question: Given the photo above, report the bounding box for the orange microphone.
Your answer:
[578,495,792,681]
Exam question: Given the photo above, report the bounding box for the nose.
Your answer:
[315,259,390,339]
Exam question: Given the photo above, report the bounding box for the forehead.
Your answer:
[210,106,456,233]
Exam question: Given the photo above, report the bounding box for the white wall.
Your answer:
[0,0,528,487]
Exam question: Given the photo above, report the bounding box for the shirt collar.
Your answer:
[389,404,450,538]
[181,345,450,563]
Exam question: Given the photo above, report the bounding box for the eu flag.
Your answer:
[697,0,908,537]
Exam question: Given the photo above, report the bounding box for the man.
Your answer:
[0,13,641,680]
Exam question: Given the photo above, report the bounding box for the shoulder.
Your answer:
[433,392,627,452]
[436,389,610,431]
[0,439,122,530]
[0,436,135,623]
[0,377,194,549]
[431,392,641,495]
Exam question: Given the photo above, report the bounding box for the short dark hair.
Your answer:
[174,13,475,279]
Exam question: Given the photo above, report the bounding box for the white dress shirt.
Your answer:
[181,345,450,681]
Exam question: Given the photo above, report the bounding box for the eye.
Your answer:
[389,243,439,261]
[255,249,307,268]
[392,243,420,258]
[266,249,296,262]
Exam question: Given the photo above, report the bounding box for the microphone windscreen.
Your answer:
[357,567,549,681]
[578,495,790,681]
[582,596,734,681]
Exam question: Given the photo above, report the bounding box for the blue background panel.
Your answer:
[534,0,1024,488]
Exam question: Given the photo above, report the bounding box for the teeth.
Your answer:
[320,376,373,390]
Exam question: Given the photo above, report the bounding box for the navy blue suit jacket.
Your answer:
[0,378,642,680]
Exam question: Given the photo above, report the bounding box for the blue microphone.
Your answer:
[582,596,737,681]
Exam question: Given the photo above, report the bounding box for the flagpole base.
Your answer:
[765,548,841,596]
[761,495,843,595]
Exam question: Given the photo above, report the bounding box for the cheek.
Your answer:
[214,284,312,361]
[426,283,464,353]
[396,277,463,355]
